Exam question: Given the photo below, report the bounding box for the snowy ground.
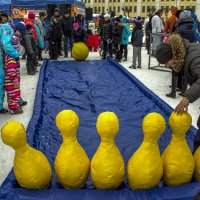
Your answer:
[0,45,199,185]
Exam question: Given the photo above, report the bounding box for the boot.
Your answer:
[166,76,178,98]
[179,76,188,96]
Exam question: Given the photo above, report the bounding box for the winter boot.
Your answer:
[166,76,178,98]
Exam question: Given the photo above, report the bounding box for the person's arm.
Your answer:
[164,19,169,33]
[1,26,18,59]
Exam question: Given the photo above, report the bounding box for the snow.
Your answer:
[0,45,199,185]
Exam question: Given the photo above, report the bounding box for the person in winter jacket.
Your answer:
[35,12,47,60]
[112,17,123,62]
[72,22,86,43]
[129,16,144,69]
[49,18,60,60]
[100,14,113,59]
[23,24,38,75]
[120,17,131,61]
[51,8,63,56]
[166,10,195,99]
[151,9,164,55]
[164,6,178,33]
[0,20,19,114]
[61,11,73,57]
[155,34,200,153]
[175,10,195,43]
[4,23,27,114]
[24,12,38,42]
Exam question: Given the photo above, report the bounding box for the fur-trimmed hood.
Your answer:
[168,34,186,72]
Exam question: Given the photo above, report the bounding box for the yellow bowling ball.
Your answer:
[72,42,89,61]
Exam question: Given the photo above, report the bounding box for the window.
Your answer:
[118,0,120,2]
[181,6,184,9]
[192,6,196,11]
[130,0,133,2]
[126,0,128,2]
[134,6,137,12]
[147,6,150,12]
[88,0,90,3]
[134,0,137,2]
[142,6,145,12]
[102,7,105,13]
[113,7,116,12]
[129,6,132,12]
[118,6,120,12]
[152,6,155,12]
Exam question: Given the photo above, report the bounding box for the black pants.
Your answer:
[103,40,112,59]
[49,41,58,60]
[193,116,200,153]
[58,37,62,55]
[38,46,43,59]
[26,54,36,74]
[113,43,121,61]
[120,44,128,59]
[146,35,150,54]
[63,36,73,57]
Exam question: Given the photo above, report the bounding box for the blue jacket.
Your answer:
[121,27,131,45]
[35,23,44,48]
[0,22,18,110]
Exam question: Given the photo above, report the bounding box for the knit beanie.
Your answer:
[28,12,35,20]
[15,22,26,35]
[73,22,79,29]
[179,10,191,20]
[155,43,173,64]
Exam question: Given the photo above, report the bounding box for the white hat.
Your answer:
[104,14,110,19]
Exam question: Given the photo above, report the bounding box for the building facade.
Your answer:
[84,0,200,19]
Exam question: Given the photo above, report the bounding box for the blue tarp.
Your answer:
[0,0,11,15]
[0,58,199,200]
[11,0,85,8]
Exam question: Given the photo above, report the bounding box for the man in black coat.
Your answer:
[100,14,113,59]
[61,11,73,57]
[51,8,63,56]
[155,34,200,152]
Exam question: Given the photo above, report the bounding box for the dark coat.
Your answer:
[183,40,200,103]
[131,22,144,47]
[72,27,86,43]
[100,20,112,41]
[49,22,61,43]
[51,16,62,38]
[112,23,123,44]
[175,17,195,43]
[61,16,73,37]
[23,30,37,56]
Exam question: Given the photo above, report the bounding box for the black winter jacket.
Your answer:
[183,40,200,103]
[72,27,86,43]
[23,30,37,56]
[61,16,73,36]
[175,17,195,43]
[112,23,123,44]
[49,22,61,43]
[100,20,112,41]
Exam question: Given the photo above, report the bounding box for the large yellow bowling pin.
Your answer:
[127,112,166,189]
[91,112,125,189]
[194,147,200,181]
[1,121,52,189]
[54,110,90,189]
[162,112,195,186]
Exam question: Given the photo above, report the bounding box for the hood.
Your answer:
[178,16,194,25]
[121,17,128,24]
[179,10,191,20]
[168,34,186,72]
[24,18,34,24]
[171,6,178,15]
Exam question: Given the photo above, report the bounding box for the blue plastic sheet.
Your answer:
[0,0,11,15]
[0,58,199,200]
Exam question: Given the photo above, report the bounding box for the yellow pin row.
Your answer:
[1,110,199,190]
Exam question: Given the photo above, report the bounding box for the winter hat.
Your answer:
[54,8,60,13]
[104,14,110,19]
[179,10,191,20]
[114,17,120,22]
[0,13,8,19]
[137,16,141,20]
[39,12,46,18]
[15,22,26,35]
[28,12,35,20]
[26,24,32,31]
[155,43,173,64]
[73,22,79,29]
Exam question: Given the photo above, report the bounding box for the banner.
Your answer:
[11,7,47,19]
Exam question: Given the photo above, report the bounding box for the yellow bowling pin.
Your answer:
[127,112,166,189]
[1,121,52,189]
[194,147,200,181]
[54,110,90,189]
[162,112,195,186]
[91,112,125,189]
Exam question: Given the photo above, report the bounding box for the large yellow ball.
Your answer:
[72,42,89,61]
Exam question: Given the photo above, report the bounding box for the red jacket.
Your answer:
[24,18,38,42]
